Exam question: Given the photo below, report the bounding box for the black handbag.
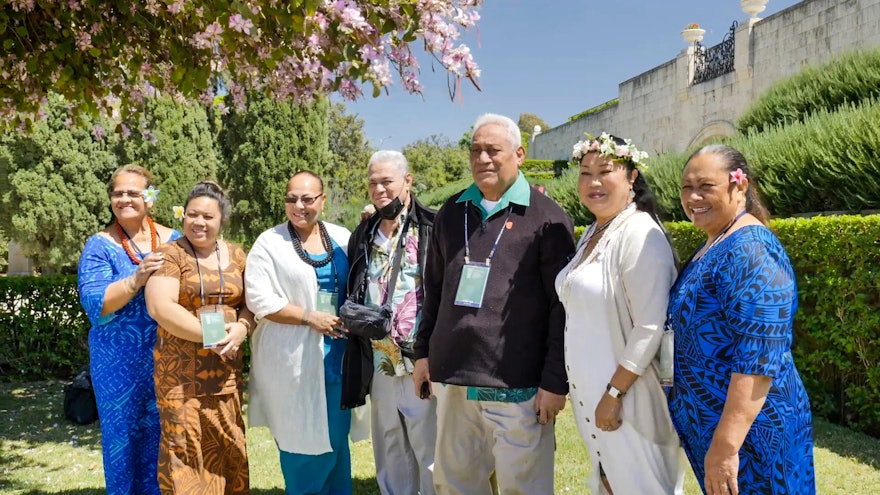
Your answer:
[340,217,409,340]
[63,366,99,425]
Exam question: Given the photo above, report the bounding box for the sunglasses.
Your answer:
[284,193,324,206]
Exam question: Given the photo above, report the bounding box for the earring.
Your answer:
[628,189,635,201]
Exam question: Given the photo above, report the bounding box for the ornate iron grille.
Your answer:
[693,21,738,85]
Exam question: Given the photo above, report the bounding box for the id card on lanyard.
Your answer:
[453,205,512,309]
[316,290,339,316]
[188,240,227,349]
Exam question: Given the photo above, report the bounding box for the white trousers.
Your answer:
[432,383,555,495]
[371,372,438,495]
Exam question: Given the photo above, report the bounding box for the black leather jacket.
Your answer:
[341,196,436,409]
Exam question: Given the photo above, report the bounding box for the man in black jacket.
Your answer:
[413,114,575,494]
[341,150,437,495]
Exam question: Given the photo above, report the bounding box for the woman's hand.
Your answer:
[131,252,164,289]
[214,321,248,360]
[704,444,740,495]
[594,393,623,431]
[304,310,346,339]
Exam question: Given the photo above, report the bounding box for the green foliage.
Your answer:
[115,96,220,226]
[0,95,119,272]
[402,135,470,194]
[418,177,472,209]
[544,167,593,227]
[218,94,330,245]
[666,215,880,437]
[568,99,619,122]
[0,275,89,380]
[518,113,551,135]
[737,49,880,134]
[323,102,374,227]
[522,159,572,178]
[646,100,880,220]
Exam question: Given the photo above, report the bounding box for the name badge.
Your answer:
[316,290,339,316]
[200,311,227,349]
[454,262,490,308]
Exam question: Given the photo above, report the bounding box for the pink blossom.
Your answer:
[729,168,747,184]
[615,145,630,157]
[229,14,254,34]
[74,32,92,51]
[121,124,131,139]
[92,124,104,140]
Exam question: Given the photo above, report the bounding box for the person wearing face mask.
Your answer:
[341,150,438,495]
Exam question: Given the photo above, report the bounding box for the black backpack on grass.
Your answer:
[63,366,99,425]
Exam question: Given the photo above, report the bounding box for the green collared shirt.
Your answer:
[457,171,531,219]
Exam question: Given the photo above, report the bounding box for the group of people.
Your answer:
[77,112,815,495]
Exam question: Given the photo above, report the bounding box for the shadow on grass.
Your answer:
[814,417,880,468]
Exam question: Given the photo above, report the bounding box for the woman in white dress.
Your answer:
[555,133,684,494]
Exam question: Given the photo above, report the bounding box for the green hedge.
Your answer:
[639,99,880,221]
[0,275,89,379]
[5,216,880,437]
[522,159,571,178]
[737,49,880,134]
[666,215,880,437]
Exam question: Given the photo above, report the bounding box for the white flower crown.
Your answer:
[571,132,649,168]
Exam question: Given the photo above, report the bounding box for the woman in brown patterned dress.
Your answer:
[145,181,254,494]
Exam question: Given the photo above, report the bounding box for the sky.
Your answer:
[344,0,802,150]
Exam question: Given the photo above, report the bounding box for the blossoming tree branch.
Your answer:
[0,0,483,130]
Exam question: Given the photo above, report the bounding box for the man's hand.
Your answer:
[413,358,431,400]
[534,388,566,425]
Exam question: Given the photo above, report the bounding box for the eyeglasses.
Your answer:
[110,190,143,199]
[284,193,324,206]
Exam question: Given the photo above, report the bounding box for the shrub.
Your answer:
[645,100,880,220]
[0,275,89,380]
[666,215,880,437]
[737,49,880,134]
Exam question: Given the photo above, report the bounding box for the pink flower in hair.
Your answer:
[730,168,747,184]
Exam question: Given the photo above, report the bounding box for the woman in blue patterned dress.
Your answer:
[667,145,815,495]
[78,164,180,495]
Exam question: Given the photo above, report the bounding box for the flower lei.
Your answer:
[571,132,649,168]
[117,217,159,265]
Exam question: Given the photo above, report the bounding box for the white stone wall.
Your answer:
[531,0,880,161]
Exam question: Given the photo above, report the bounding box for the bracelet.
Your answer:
[301,309,312,326]
[123,276,138,295]
[237,318,252,336]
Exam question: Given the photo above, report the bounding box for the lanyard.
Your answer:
[186,239,225,308]
[463,204,513,265]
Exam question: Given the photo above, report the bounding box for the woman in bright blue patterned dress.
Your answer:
[667,145,815,495]
[77,165,180,495]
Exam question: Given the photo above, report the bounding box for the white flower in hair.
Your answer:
[571,132,649,168]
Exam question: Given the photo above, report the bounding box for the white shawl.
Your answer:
[245,221,352,454]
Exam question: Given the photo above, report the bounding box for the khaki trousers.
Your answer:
[432,383,555,495]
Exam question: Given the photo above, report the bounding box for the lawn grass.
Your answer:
[1,380,878,494]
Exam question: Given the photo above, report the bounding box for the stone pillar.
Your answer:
[7,242,33,276]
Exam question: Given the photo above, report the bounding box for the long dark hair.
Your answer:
[685,144,770,225]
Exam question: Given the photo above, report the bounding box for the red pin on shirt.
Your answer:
[505,221,514,230]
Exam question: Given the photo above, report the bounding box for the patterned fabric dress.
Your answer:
[667,226,815,494]
[153,239,249,495]
[78,230,180,495]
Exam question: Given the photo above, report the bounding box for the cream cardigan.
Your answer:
[565,207,680,446]
[245,221,355,455]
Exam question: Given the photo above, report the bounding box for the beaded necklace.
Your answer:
[117,217,159,265]
[288,220,334,267]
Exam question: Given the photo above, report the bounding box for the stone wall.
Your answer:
[531,0,880,161]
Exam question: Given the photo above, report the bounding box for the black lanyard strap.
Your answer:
[464,204,513,265]
[186,239,225,308]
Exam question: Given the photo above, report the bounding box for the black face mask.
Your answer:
[377,196,405,220]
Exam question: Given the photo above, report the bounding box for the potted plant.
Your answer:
[681,22,706,43]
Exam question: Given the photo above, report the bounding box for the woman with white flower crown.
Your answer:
[78,164,180,495]
[555,133,685,494]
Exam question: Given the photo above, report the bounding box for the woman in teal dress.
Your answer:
[77,164,180,495]
[667,145,814,495]
[245,170,353,495]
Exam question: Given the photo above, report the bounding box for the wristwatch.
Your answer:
[606,383,627,399]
